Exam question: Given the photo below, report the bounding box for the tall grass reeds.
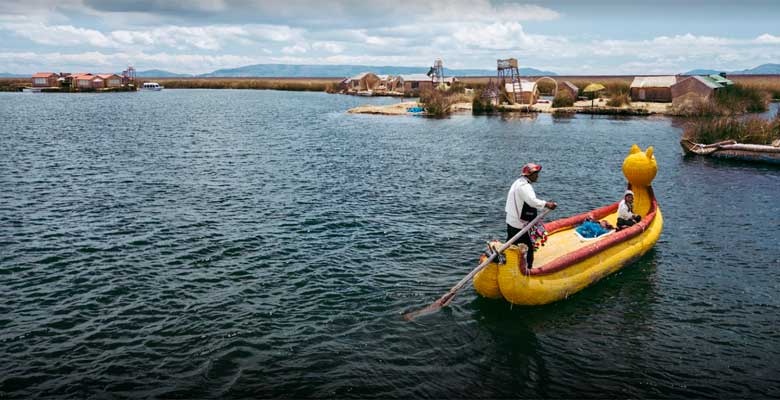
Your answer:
[536,80,556,95]
[0,78,29,92]
[729,76,780,101]
[472,89,497,114]
[153,78,337,92]
[683,114,780,145]
[606,92,631,107]
[673,83,770,117]
[419,88,466,116]
[552,92,575,108]
[713,84,769,113]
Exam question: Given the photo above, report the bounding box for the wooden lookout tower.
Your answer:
[122,65,136,85]
[497,58,521,103]
[428,58,445,86]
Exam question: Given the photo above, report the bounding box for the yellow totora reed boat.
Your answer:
[473,144,663,305]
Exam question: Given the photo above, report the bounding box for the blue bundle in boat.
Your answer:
[575,220,610,238]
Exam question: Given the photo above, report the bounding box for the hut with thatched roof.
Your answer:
[346,72,381,93]
[630,76,678,102]
[505,80,539,104]
[559,81,579,100]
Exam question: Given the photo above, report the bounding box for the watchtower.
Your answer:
[497,58,521,103]
[122,65,136,85]
[428,58,445,86]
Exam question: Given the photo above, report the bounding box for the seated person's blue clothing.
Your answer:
[575,220,610,238]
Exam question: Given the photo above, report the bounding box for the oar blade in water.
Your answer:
[402,209,552,321]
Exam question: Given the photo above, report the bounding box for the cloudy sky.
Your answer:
[1,0,779,75]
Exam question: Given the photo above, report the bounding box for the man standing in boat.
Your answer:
[505,163,557,269]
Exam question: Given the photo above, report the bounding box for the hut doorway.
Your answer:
[535,76,558,96]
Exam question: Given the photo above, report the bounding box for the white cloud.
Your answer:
[755,33,780,44]
[4,22,113,47]
[0,50,261,74]
[423,1,559,23]
[0,1,778,77]
[0,21,304,51]
[312,41,345,54]
[281,44,307,54]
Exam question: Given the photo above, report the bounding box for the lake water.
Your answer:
[1,90,779,398]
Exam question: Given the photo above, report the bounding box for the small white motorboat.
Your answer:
[140,82,163,91]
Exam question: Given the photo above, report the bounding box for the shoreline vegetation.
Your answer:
[683,110,780,146]
[4,75,780,99]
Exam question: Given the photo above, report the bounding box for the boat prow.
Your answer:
[681,138,780,164]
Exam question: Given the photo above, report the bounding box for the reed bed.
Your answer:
[152,78,340,92]
[419,88,469,116]
[472,89,497,114]
[729,76,780,101]
[672,83,770,116]
[0,78,30,92]
[606,92,631,107]
[536,80,555,95]
[683,115,780,145]
[552,92,575,108]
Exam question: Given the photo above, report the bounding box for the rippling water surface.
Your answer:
[1,90,779,398]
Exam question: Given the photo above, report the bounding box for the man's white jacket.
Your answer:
[505,176,547,229]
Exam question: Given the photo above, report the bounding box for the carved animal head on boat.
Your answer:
[622,144,657,187]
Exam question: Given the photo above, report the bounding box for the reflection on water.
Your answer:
[1,90,779,398]
[499,112,539,122]
[467,251,658,397]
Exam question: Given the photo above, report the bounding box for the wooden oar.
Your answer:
[403,209,552,321]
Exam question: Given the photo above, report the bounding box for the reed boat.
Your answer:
[473,144,663,306]
[680,139,780,164]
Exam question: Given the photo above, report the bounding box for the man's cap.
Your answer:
[625,190,635,197]
[522,163,542,176]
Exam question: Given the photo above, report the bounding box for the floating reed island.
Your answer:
[348,74,777,117]
[680,113,780,164]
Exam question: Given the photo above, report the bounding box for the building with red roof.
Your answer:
[31,72,59,88]
[96,74,122,88]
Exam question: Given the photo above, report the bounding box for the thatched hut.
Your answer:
[505,81,539,104]
[559,81,578,100]
[630,76,678,102]
[347,72,381,92]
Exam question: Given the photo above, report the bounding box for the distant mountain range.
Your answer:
[135,69,193,78]
[683,63,780,76]
[8,62,779,79]
[2,65,556,78]
[196,64,556,77]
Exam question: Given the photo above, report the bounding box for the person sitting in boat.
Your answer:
[505,162,557,269]
[617,190,641,230]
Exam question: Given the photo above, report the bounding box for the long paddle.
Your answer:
[403,208,552,321]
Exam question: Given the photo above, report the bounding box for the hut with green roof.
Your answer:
[671,75,725,107]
